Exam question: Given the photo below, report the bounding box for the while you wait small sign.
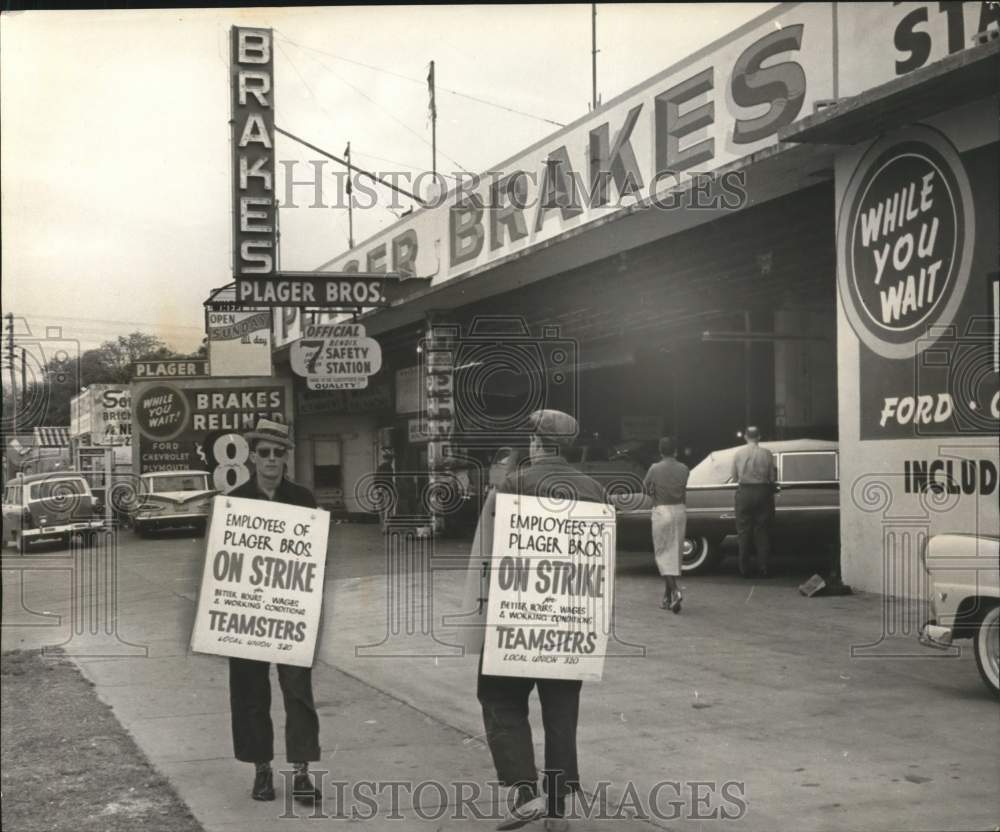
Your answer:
[482,493,616,681]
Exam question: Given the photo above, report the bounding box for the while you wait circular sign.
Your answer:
[837,125,975,360]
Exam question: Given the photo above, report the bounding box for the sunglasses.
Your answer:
[255,447,287,459]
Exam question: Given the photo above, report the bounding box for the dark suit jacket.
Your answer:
[229,477,318,509]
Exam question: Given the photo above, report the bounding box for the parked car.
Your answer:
[613,439,840,574]
[919,533,999,697]
[1,471,105,553]
[132,470,216,537]
[564,441,647,493]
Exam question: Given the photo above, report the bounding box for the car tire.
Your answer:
[14,532,26,555]
[134,522,148,539]
[973,603,999,697]
[681,536,719,574]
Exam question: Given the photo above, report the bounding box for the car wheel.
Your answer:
[681,536,718,574]
[14,532,26,555]
[134,522,148,538]
[973,603,999,697]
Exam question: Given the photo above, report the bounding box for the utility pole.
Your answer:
[428,60,437,180]
[591,3,599,111]
[345,141,355,248]
[6,312,16,436]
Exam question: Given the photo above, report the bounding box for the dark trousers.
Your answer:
[477,661,582,801]
[229,658,320,764]
[735,484,775,574]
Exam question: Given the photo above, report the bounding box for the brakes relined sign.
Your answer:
[290,323,382,390]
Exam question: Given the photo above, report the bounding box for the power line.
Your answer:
[277,39,412,224]
[276,35,470,173]
[274,126,428,205]
[275,33,566,129]
[276,40,461,224]
[10,312,203,332]
[350,149,460,181]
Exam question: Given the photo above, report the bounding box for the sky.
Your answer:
[1,3,775,355]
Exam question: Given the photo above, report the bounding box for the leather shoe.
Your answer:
[251,768,275,801]
[292,771,322,804]
[497,795,547,830]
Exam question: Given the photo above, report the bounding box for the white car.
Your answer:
[2,472,105,552]
[919,533,999,696]
[132,470,216,537]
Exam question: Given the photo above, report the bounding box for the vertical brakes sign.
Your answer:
[231,27,276,279]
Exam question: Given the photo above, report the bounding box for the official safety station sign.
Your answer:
[290,323,382,390]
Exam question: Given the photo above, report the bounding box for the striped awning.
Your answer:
[33,426,70,447]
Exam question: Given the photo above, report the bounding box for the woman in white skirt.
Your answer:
[643,436,690,613]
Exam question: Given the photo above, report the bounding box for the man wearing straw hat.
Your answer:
[226,418,323,805]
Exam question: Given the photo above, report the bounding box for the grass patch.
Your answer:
[1,649,203,832]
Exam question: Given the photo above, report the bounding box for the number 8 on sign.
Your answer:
[213,433,251,493]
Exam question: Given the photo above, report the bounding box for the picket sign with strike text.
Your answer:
[483,493,616,681]
[190,496,330,667]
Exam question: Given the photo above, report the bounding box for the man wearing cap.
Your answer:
[226,419,323,804]
[731,426,777,578]
[463,409,606,831]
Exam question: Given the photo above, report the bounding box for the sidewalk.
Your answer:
[2,524,998,831]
